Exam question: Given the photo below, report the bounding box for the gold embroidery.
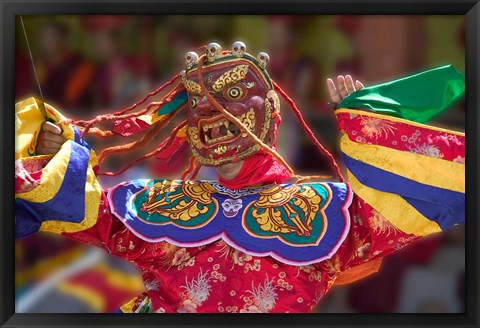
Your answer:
[142,180,216,222]
[240,108,256,137]
[356,242,371,259]
[249,185,321,237]
[323,254,342,277]
[368,209,399,237]
[336,108,465,137]
[190,144,261,167]
[265,90,279,113]
[187,127,203,149]
[360,116,397,139]
[260,95,273,139]
[213,145,228,155]
[181,76,202,94]
[212,65,249,92]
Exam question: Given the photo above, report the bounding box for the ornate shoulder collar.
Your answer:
[108,179,352,266]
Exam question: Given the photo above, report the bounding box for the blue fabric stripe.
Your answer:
[342,153,464,231]
[15,142,91,239]
[15,199,42,238]
[73,127,91,150]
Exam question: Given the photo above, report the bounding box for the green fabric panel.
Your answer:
[157,91,188,115]
[338,65,465,123]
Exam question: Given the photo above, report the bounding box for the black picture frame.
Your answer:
[1,0,478,327]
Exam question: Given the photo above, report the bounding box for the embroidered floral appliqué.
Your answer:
[178,269,212,313]
[240,276,279,313]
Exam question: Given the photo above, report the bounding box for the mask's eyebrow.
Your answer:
[181,77,202,95]
[212,65,249,92]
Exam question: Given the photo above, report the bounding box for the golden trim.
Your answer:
[187,127,203,149]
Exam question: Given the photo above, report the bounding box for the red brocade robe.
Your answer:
[15,89,465,312]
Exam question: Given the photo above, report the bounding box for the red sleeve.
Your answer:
[61,192,163,263]
[316,194,421,285]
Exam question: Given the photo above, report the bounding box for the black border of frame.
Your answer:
[1,0,478,327]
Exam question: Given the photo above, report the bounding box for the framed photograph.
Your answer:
[2,1,478,327]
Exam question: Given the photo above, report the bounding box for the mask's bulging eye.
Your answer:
[190,97,200,108]
[224,84,246,101]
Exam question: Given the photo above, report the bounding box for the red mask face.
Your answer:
[183,55,280,167]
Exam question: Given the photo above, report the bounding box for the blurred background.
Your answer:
[15,15,465,313]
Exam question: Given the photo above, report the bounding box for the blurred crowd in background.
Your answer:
[15,15,465,313]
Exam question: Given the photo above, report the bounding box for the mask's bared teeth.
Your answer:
[228,122,239,135]
[219,125,228,136]
[198,117,243,147]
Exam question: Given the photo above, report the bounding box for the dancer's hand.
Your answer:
[36,121,66,155]
[326,75,364,104]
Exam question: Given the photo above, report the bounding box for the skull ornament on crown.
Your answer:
[181,42,281,167]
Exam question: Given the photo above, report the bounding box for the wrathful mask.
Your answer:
[181,42,280,167]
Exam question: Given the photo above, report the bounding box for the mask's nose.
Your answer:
[196,96,218,117]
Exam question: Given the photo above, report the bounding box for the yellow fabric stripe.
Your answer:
[336,108,465,137]
[15,97,76,160]
[39,150,101,234]
[340,136,465,193]
[119,297,138,313]
[44,102,75,140]
[56,281,106,312]
[15,98,45,159]
[347,169,442,236]
[138,112,169,125]
[16,141,72,202]
[177,125,187,138]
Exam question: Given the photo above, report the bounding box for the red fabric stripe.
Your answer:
[336,111,465,162]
